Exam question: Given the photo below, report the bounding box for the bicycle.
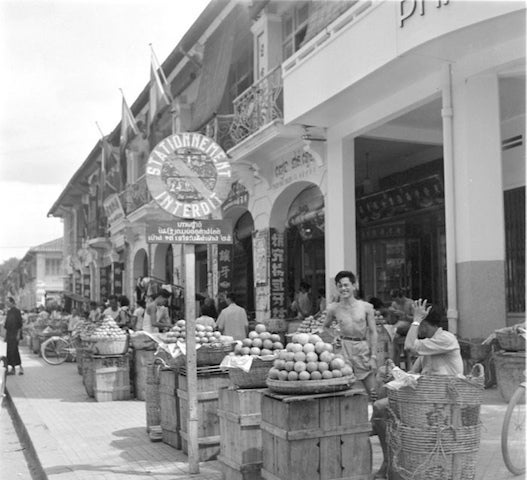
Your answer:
[41,335,77,365]
[501,373,526,476]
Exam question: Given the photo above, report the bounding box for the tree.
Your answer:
[0,257,22,304]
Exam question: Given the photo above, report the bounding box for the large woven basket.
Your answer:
[495,328,525,352]
[266,375,355,395]
[228,357,274,388]
[387,370,484,428]
[196,342,235,366]
[91,337,129,355]
[458,338,492,361]
[387,420,481,480]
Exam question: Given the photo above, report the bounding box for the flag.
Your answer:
[101,136,120,193]
[120,90,139,148]
[148,45,172,127]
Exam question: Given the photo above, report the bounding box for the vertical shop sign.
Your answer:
[113,262,124,296]
[74,271,82,296]
[253,230,268,286]
[217,245,232,298]
[269,228,286,318]
[100,266,110,299]
[82,274,91,299]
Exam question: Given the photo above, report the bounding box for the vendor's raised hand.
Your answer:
[413,298,431,323]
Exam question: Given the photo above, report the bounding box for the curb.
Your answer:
[4,387,47,480]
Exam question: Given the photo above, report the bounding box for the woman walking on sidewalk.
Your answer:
[4,297,24,375]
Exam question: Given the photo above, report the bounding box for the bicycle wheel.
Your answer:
[41,337,69,365]
[501,385,526,475]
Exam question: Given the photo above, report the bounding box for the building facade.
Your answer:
[48,0,525,337]
[3,238,64,310]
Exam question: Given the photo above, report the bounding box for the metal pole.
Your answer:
[184,243,199,473]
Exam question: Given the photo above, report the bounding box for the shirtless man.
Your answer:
[323,270,378,397]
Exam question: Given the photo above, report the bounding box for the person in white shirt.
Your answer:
[371,299,463,479]
[103,295,120,321]
[215,292,248,341]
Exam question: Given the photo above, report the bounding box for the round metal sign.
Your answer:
[146,133,232,219]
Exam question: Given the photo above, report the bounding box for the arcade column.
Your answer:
[452,73,507,337]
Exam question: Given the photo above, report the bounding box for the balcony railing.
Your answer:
[198,114,236,152]
[119,175,151,215]
[229,66,283,145]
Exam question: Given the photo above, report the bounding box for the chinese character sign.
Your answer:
[83,274,91,299]
[253,230,268,286]
[217,245,232,298]
[269,228,286,319]
[113,262,124,296]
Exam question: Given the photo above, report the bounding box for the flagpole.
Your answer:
[95,121,106,175]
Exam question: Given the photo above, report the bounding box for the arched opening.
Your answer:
[152,244,173,283]
[133,248,148,282]
[286,184,325,313]
[232,211,255,315]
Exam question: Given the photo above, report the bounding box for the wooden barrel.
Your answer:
[159,368,181,448]
[261,388,371,480]
[82,352,95,398]
[134,349,155,401]
[177,367,230,462]
[93,354,131,402]
[218,387,265,480]
[145,362,161,433]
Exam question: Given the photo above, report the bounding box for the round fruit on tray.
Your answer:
[266,375,356,395]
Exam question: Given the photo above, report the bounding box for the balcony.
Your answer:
[228,66,283,146]
[198,114,235,152]
[85,218,110,249]
[119,175,151,215]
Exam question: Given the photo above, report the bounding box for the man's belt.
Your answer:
[341,336,366,341]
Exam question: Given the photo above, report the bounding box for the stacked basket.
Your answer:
[387,367,485,480]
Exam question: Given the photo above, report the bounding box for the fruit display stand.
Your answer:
[92,353,131,402]
[217,386,265,480]
[260,388,371,480]
[159,366,181,449]
[177,365,230,462]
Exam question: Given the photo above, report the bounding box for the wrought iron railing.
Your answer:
[198,114,235,151]
[229,66,283,145]
[119,175,151,215]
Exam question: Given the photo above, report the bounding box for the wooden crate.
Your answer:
[93,354,131,402]
[218,387,265,480]
[134,349,155,401]
[177,368,230,462]
[82,352,95,398]
[159,367,181,448]
[261,389,372,480]
[145,362,161,433]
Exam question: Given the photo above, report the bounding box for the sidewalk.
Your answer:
[4,346,520,480]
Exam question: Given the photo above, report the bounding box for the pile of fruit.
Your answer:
[87,316,126,341]
[164,319,234,346]
[295,311,337,334]
[267,332,353,381]
[233,323,284,356]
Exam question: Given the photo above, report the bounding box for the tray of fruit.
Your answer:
[88,317,128,355]
[266,332,355,394]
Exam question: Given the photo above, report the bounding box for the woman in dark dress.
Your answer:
[4,297,23,375]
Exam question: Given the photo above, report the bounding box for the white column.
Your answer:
[325,135,357,300]
[452,72,506,337]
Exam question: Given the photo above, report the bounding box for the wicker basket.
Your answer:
[458,338,492,361]
[228,357,274,388]
[495,328,525,352]
[494,350,526,402]
[266,375,355,395]
[387,420,481,480]
[91,337,129,355]
[196,342,235,366]
[387,372,484,428]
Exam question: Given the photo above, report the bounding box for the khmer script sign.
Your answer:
[146,219,234,245]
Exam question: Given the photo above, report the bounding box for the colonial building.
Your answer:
[3,238,64,310]
[48,0,525,337]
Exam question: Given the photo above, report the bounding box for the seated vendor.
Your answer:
[387,289,414,367]
[370,299,463,479]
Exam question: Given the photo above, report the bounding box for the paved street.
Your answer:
[2,346,522,480]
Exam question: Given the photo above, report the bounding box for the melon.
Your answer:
[318,361,329,372]
[287,371,299,381]
[278,370,289,381]
[322,370,334,379]
[298,371,311,381]
[284,361,295,372]
[310,371,322,380]
[268,368,280,379]
[306,361,318,372]
[293,351,306,363]
[294,361,307,372]
[255,323,267,334]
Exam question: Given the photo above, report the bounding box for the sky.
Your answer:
[0,0,210,263]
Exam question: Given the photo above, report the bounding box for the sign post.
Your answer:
[146,132,232,474]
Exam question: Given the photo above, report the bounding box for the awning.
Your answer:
[190,4,250,130]
[62,291,91,303]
